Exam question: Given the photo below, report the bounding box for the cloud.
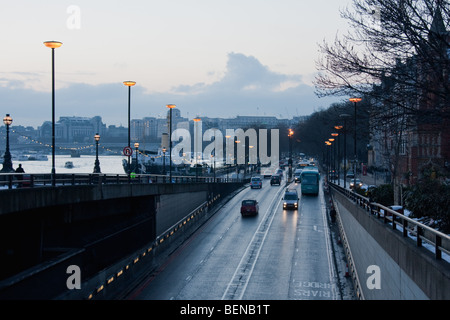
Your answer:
[1,53,338,127]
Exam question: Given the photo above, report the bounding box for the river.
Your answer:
[12,155,126,174]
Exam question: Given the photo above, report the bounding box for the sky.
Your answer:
[0,0,353,128]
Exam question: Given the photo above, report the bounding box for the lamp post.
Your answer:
[325,141,331,182]
[349,97,362,182]
[339,113,351,189]
[193,117,201,182]
[123,81,136,173]
[329,138,335,181]
[134,142,140,174]
[166,104,176,181]
[1,114,13,172]
[331,133,339,182]
[333,126,343,185]
[288,129,294,181]
[44,40,62,186]
[162,147,166,175]
[93,133,101,173]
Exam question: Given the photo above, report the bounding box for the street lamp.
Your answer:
[349,97,362,182]
[124,81,136,173]
[325,141,331,181]
[1,114,14,172]
[162,147,166,175]
[193,117,201,182]
[333,129,342,185]
[166,104,176,181]
[93,133,101,173]
[339,113,351,189]
[44,40,62,186]
[288,129,294,181]
[134,142,140,174]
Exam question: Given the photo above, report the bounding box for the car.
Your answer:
[329,170,338,179]
[263,169,274,178]
[283,189,299,210]
[276,168,284,178]
[270,175,281,185]
[346,171,355,178]
[241,199,259,216]
[250,176,262,189]
[294,169,302,183]
[349,178,363,189]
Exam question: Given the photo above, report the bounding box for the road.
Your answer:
[127,174,345,300]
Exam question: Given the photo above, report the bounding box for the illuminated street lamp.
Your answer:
[43,40,62,186]
[1,114,14,172]
[134,142,140,174]
[331,132,339,184]
[162,147,166,175]
[349,97,362,181]
[193,117,201,182]
[288,129,294,180]
[339,113,352,188]
[167,104,176,181]
[93,133,101,173]
[123,81,136,173]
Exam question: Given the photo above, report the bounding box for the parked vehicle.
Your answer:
[283,189,299,210]
[270,175,281,186]
[241,199,259,216]
[250,176,262,189]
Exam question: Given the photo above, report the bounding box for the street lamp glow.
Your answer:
[44,40,62,186]
[349,97,362,103]
[123,81,136,87]
[3,114,12,126]
[43,41,62,49]
[166,104,176,109]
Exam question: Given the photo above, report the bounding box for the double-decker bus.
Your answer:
[300,167,320,196]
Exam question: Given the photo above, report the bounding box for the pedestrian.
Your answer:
[15,164,25,188]
[15,164,25,173]
[330,206,336,223]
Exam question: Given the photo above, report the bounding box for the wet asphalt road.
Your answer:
[128,175,341,300]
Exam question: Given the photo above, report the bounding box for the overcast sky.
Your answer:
[0,0,353,127]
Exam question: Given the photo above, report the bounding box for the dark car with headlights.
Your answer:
[283,189,299,210]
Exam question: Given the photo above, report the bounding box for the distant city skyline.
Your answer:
[1,1,353,127]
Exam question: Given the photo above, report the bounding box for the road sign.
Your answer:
[123,146,133,157]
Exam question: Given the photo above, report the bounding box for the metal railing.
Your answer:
[329,182,450,261]
[0,172,246,190]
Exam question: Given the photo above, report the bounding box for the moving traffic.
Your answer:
[128,162,346,300]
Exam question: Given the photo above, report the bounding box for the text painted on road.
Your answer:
[292,280,335,299]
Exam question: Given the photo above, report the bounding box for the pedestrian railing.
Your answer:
[329,182,450,262]
[0,172,245,190]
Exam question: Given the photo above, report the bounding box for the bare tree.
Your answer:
[315,0,449,117]
[315,0,449,203]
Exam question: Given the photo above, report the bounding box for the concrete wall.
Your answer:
[332,189,450,300]
[0,182,245,299]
